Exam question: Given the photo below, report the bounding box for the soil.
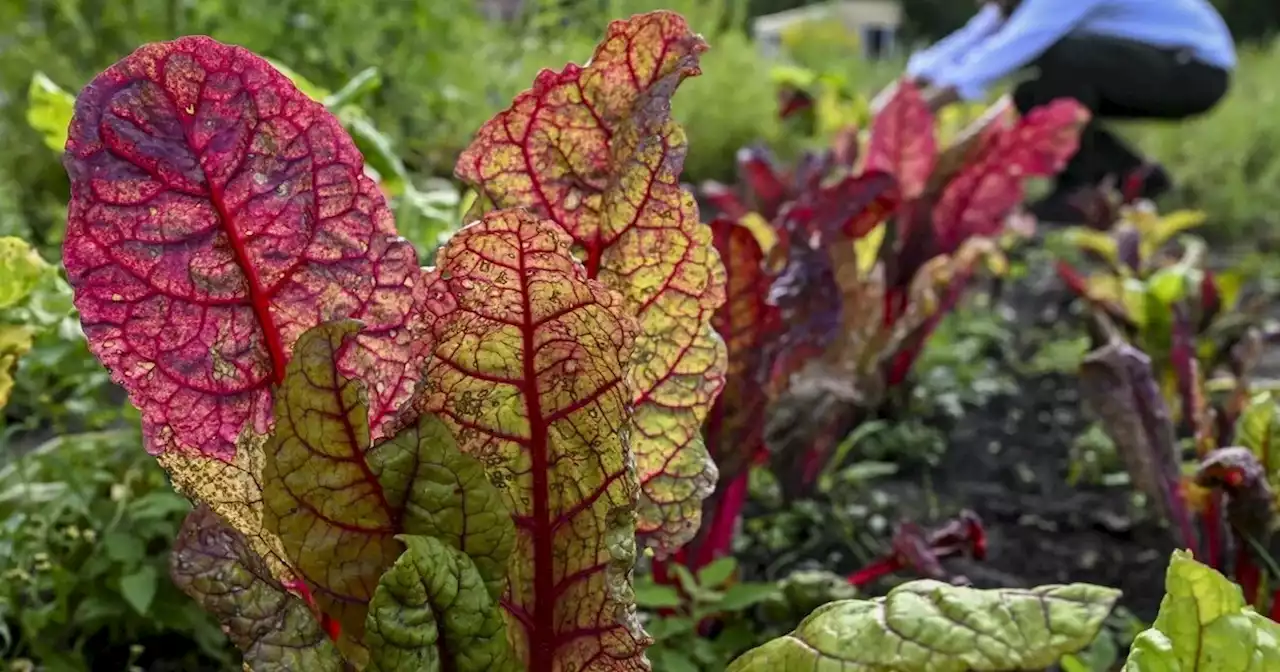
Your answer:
[739,257,1180,623]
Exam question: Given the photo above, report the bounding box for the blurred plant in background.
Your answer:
[0,425,227,671]
[3,1,1280,668]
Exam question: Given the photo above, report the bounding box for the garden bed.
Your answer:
[739,257,1176,622]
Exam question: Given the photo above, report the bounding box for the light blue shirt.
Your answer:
[906,0,1237,101]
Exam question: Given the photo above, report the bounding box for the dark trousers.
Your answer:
[1013,34,1231,192]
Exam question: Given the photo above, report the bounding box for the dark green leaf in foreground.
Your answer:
[263,319,518,643]
[375,415,516,602]
[727,579,1120,671]
[364,535,517,672]
[170,505,344,671]
[1123,549,1280,670]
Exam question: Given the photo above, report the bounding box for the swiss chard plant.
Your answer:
[1079,334,1280,620]
[655,81,1087,590]
[60,12,725,670]
[57,12,1129,671]
[1122,549,1280,669]
[730,80,1089,498]
[452,13,727,556]
[1052,200,1270,398]
[1057,192,1280,617]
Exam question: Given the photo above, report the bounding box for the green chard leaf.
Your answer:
[1123,550,1280,671]
[263,319,517,654]
[170,505,345,671]
[1235,392,1280,493]
[727,579,1120,671]
[365,535,517,672]
[373,415,516,603]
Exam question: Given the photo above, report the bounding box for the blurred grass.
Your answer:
[0,0,781,259]
[1122,40,1280,242]
[0,0,1275,262]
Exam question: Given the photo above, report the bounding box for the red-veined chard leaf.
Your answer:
[365,535,516,672]
[932,98,1090,252]
[170,504,345,671]
[706,216,778,475]
[727,579,1119,671]
[407,210,649,670]
[263,319,517,646]
[862,80,937,201]
[454,10,727,555]
[61,36,432,578]
[683,216,778,568]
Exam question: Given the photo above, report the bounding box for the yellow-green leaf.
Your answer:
[1062,226,1120,266]
[26,73,75,153]
[1139,209,1207,260]
[0,325,34,410]
[0,237,49,310]
[454,11,728,555]
[408,210,650,669]
[364,535,517,672]
[262,318,522,662]
[1122,549,1280,670]
[727,580,1120,671]
[1236,392,1280,491]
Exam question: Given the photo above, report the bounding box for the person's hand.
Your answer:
[922,85,960,113]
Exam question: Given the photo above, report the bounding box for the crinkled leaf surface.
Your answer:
[384,413,518,603]
[932,99,1089,252]
[62,35,431,462]
[170,504,345,671]
[263,320,516,643]
[728,579,1118,672]
[455,11,727,553]
[0,237,49,310]
[1123,550,1280,671]
[862,80,936,200]
[62,36,432,589]
[365,535,517,672]
[27,72,76,153]
[409,210,648,670]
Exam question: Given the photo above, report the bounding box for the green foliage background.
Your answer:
[2,0,1279,668]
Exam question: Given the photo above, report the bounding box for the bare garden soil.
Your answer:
[738,258,1177,624]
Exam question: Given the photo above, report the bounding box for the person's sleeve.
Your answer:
[905,3,1005,81]
[932,0,1100,101]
